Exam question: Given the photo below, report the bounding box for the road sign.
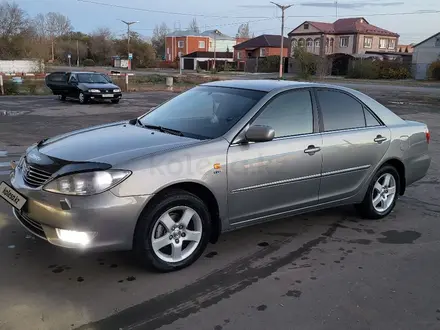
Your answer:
[67,54,71,59]
[128,53,133,60]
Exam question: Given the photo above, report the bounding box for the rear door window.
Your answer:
[316,89,366,131]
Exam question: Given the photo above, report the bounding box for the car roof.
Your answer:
[202,79,317,92]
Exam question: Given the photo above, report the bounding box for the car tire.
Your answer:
[59,94,66,101]
[134,190,212,272]
[355,165,400,219]
[111,99,120,104]
[78,92,88,104]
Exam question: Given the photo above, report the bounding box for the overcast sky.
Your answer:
[16,0,440,43]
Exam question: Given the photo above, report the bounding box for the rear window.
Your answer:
[47,73,66,82]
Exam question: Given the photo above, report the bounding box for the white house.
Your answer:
[412,32,440,80]
[201,30,236,53]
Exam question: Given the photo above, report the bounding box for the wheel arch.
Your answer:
[379,158,406,195]
[135,181,222,245]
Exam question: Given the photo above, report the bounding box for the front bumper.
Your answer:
[10,165,151,251]
[84,92,122,101]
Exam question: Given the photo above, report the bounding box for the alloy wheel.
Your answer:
[371,173,397,213]
[150,206,203,263]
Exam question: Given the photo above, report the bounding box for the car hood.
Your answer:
[38,122,200,165]
[79,82,119,89]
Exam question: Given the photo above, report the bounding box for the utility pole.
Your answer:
[120,20,139,70]
[335,0,338,18]
[271,2,293,79]
[76,40,80,67]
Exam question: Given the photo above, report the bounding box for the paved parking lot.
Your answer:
[0,85,440,330]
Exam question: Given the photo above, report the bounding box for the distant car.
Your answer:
[45,71,122,104]
[11,77,23,84]
[1,80,431,272]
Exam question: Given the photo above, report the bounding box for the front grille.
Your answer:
[22,161,53,188]
[100,89,113,93]
[14,209,46,239]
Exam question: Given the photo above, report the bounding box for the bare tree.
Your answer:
[237,23,251,38]
[89,27,114,65]
[0,1,28,37]
[45,12,72,61]
[188,18,200,33]
[152,22,169,59]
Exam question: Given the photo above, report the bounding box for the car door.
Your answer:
[67,74,79,97]
[314,88,391,203]
[227,88,323,225]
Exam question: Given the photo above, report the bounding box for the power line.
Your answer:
[76,0,273,19]
[286,9,440,19]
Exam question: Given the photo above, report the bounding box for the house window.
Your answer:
[237,51,241,59]
[291,39,298,48]
[364,37,372,48]
[260,48,267,57]
[379,38,388,49]
[198,41,205,49]
[436,38,440,47]
[306,38,313,50]
[388,39,396,50]
[339,36,349,48]
[298,38,305,48]
[314,39,320,48]
[178,40,184,48]
[304,23,309,30]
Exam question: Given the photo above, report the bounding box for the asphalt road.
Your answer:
[0,85,440,330]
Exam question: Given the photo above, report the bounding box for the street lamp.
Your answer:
[120,20,139,70]
[270,2,293,78]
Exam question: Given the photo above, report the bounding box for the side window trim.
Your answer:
[247,88,317,139]
[313,87,385,133]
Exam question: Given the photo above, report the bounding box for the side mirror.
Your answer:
[245,125,275,143]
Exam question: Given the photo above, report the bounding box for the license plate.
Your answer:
[102,94,114,98]
[0,181,26,210]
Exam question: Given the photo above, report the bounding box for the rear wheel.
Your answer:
[134,190,211,272]
[78,92,88,104]
[356,165,400,219]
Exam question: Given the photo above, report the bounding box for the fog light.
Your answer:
[56,229,95,246]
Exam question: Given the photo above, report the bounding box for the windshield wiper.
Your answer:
[142,123,184,137]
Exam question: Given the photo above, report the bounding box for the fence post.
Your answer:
[125,74,129,92]
[0,75,3,95]
[166,76,173,91]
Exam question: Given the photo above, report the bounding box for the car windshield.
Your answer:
[77,73,109,83]
[139,86,266,139]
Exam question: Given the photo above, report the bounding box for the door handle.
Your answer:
[374,135,387,143]
[304,145,321,154]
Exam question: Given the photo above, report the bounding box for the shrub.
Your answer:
[292,47,317,79]
[83,59,95,66]
[428,60,440,80]
[4,81,19,95]
[347,59,410,80]
[347,60,380,79]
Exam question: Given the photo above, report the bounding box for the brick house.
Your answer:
[165,29,235,61]
[233,34,289,61]
[288,17,399,57]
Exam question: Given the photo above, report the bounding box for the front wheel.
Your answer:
[134,190,211,272]
[78,92,88,104]
[356,165,400,219]
[111,99,120,104]
[59,94,66,101]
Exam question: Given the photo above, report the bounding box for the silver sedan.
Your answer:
[1,80,431,271]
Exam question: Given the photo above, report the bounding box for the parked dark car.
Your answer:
[45,71,122,104]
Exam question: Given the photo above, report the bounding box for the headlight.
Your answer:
[113,89,121,93]
[88,89,100,93]
[43,170,131,196]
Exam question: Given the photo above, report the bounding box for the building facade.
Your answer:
[288,18,399,57]
[412,32,440,79]
[165,30,235,61]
